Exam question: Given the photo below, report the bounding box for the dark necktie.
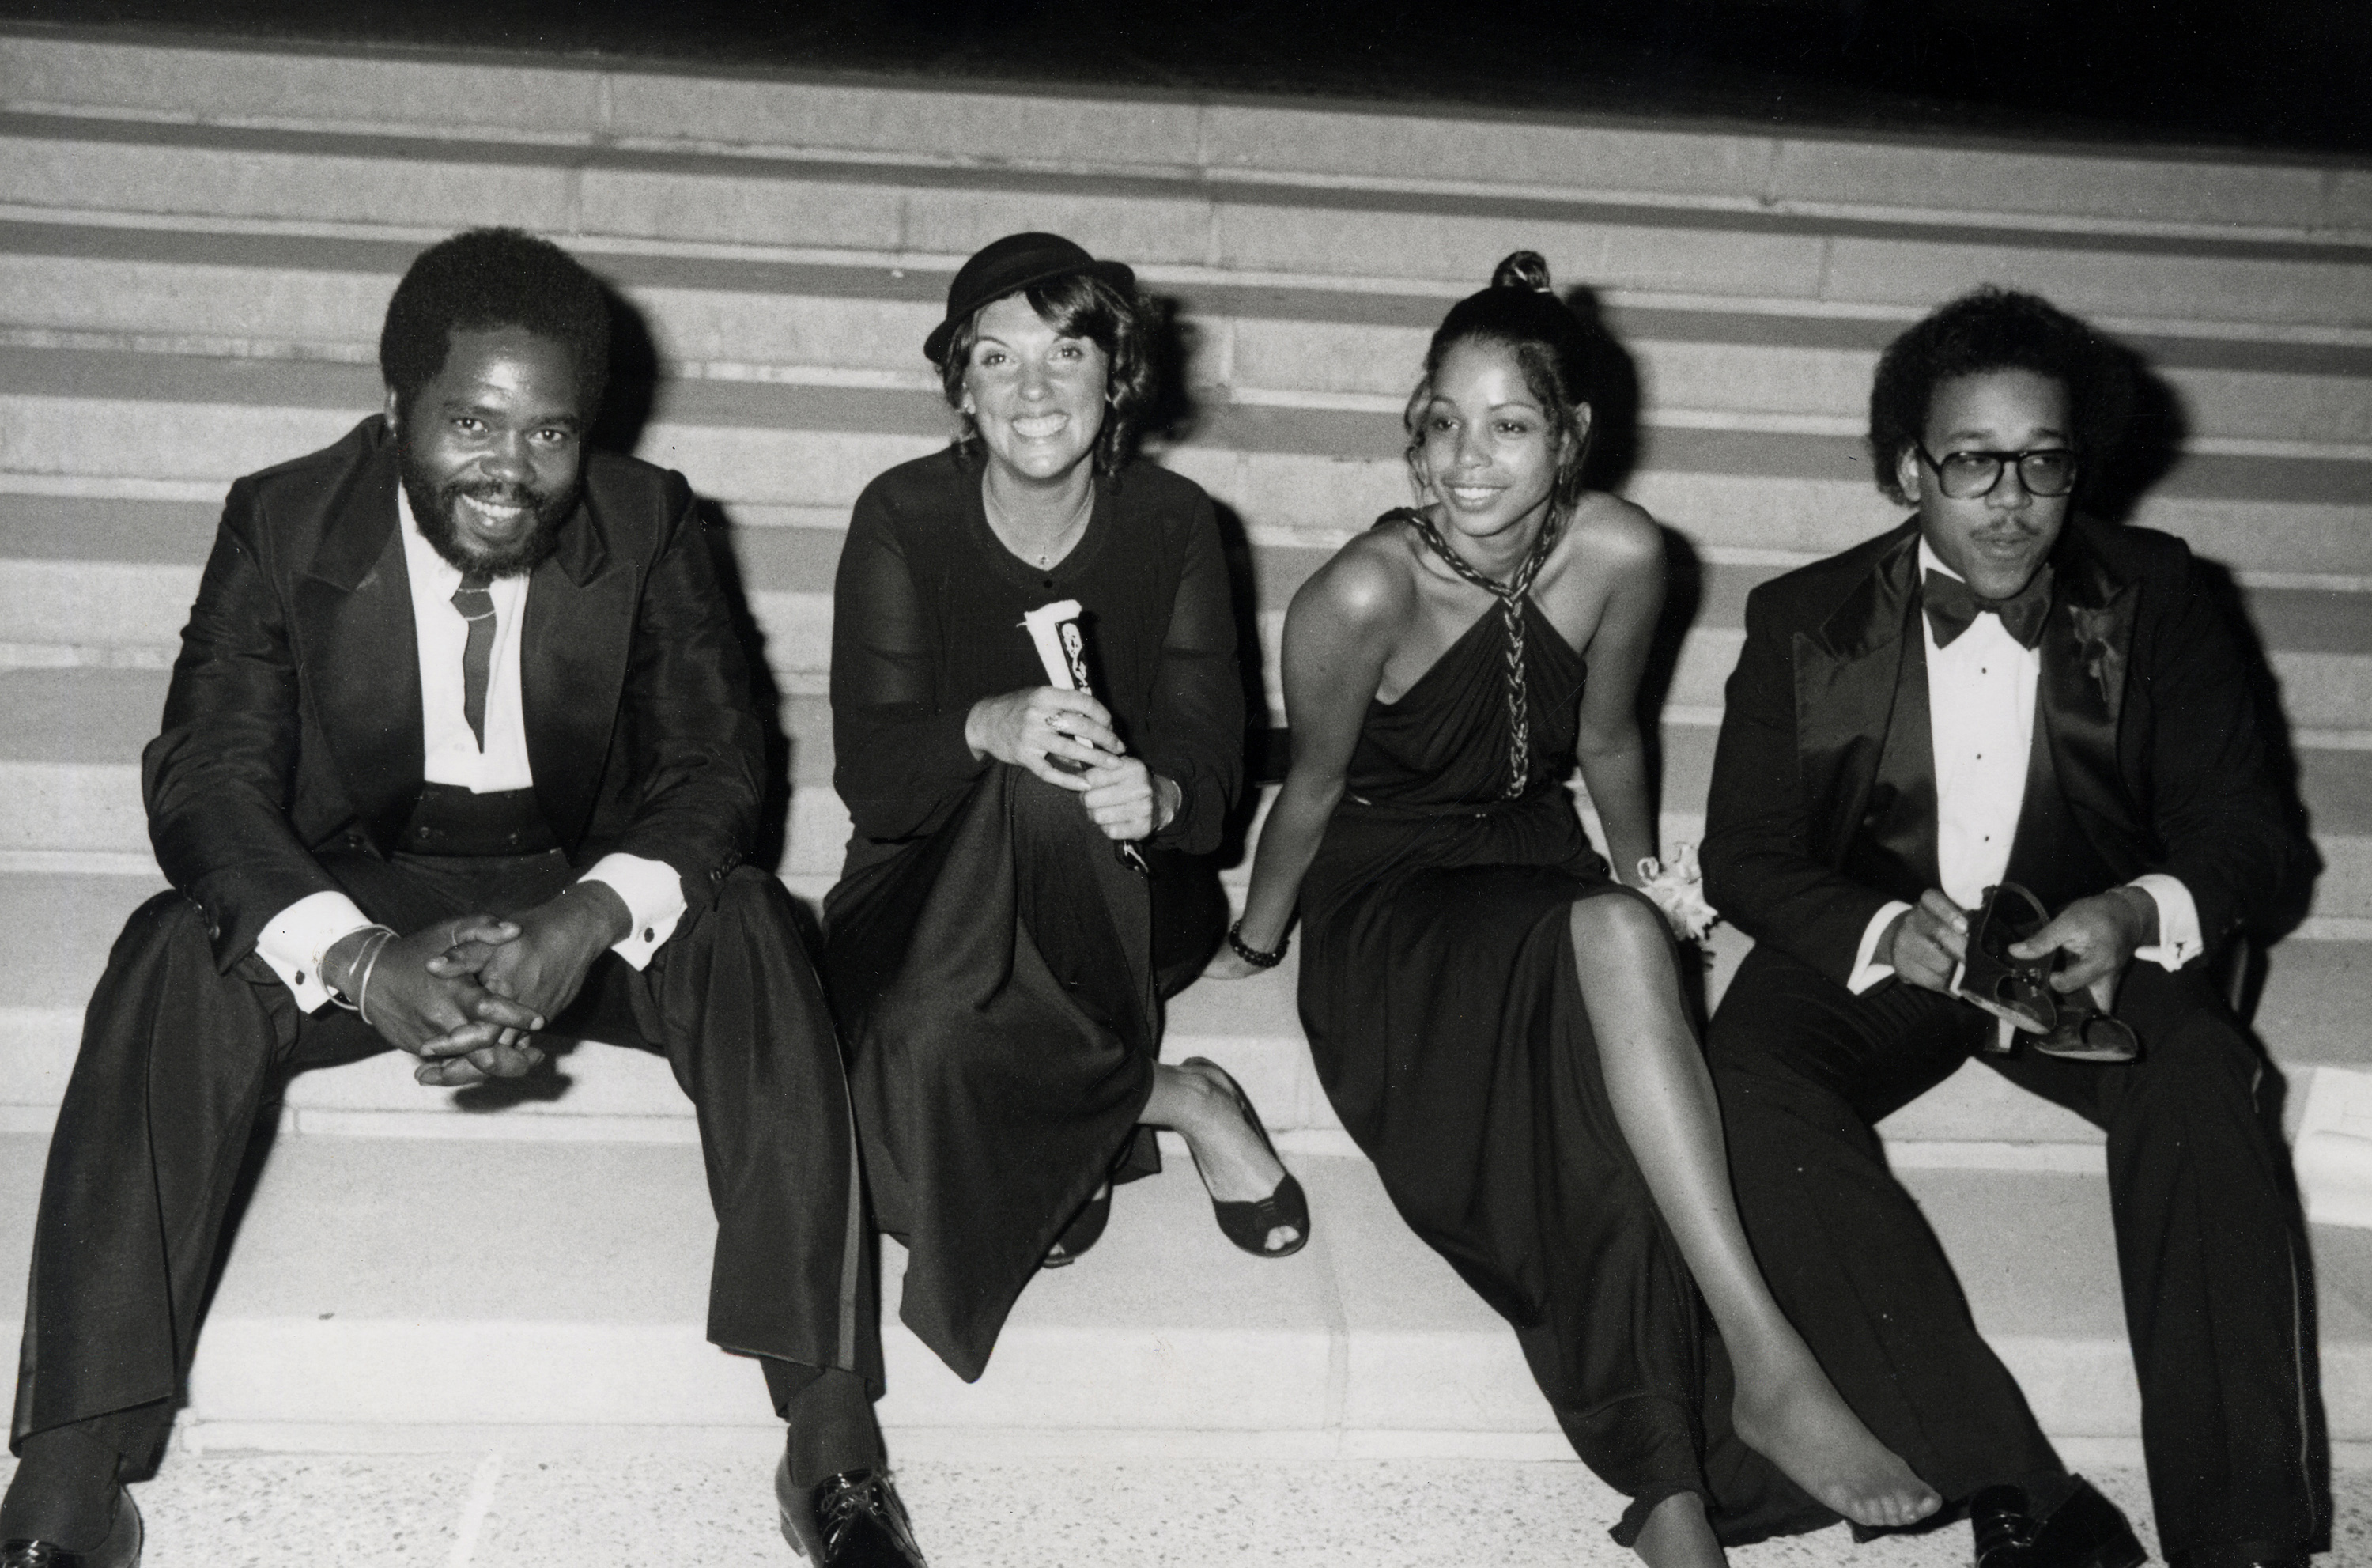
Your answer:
[451,572,496,750]
[1923,565,2053,650]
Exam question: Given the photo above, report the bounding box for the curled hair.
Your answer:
[1868,285,2131,505]
[379,228,611,419]
[934,270,1158,477]
[1405,251,1596,523]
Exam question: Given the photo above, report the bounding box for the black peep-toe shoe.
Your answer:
[1041,1182,1112,1268]
[1180,1056,1310,1258]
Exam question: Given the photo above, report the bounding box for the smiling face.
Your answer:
[387,326,588,577]
[1413,337,1581,546]
[960,292,1112,486]
[1898,367,2072,600]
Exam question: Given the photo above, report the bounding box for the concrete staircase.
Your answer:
[2,24,2369,1490]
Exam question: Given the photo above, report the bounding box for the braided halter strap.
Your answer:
[1403,508,1566,797]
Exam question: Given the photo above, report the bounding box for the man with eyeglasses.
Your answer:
[1699,288,2319,1568]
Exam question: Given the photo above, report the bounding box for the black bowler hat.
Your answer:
[923,232,1136,365]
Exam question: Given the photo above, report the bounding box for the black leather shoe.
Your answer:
[2026,1477,2144,1568]
[774,1460,927,1566]
[1970,1484,2038,1568]
[0,1487,142,1568]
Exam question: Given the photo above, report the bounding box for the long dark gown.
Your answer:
[1296,576,1831,1547]
[822,449,1241,1382]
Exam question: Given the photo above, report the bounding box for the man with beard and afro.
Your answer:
[0,229,927,1568]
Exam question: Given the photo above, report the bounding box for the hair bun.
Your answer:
[1490,251,1554,295]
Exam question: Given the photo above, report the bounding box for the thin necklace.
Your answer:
[984,477,1094,569]
[1403,507,1566,798]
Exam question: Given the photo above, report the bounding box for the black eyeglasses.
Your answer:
[1913,444,2079,500]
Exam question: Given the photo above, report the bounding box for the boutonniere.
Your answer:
[2068,604,2127,713]
[1636,841,1720,945]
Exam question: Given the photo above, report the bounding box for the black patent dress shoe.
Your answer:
[0,1487,142,1568]
[2026,1478,2144,1568]
[1970,1484,2038,1568]
[775,1460,927,1566]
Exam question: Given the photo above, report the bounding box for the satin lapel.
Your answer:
[2035,534,2140,856]
[521,493,630,850]
[293,432,425,846]
[1795,527,1930,874]
[1864,610,1941,892]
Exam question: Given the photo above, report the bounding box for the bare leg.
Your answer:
[1632,1492,1727,1568]
[1567,894,1940,1529]
[1144,1062,1299,1251]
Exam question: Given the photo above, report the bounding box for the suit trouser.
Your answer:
[1709,943,2326,1566]
[11,849,877,1461]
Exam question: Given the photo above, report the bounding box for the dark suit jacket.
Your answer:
[143,416,765,973]
[1701,514,2293,989]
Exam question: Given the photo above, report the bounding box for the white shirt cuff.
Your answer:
[255,890,376,1012]
[1848,901,1913,994]
[580,853,688,970]
[2127,873,2204,971]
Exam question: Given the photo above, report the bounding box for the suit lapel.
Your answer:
[521,489,632,848]
[293,424,426,847]
[2026,523,2143,873]
[1796,524,1936,883]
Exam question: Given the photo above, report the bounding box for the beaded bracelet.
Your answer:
[1226,920,1286,969]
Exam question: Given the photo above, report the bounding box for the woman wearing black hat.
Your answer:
[1206,253,1938,1563]
[822,232,1305,1385]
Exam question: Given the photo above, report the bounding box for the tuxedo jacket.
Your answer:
[144,416,765,975]
[1701,514,2293,990]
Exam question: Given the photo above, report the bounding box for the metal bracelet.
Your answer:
[352,928,398,1028]
[1226,920,1286,969]
[323,925,397,1013]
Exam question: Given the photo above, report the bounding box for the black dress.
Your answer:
[822,448,1242,1381]
[1296,557,1827,1546]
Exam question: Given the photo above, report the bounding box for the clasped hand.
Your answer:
[327,883,628,1087]
[967,686,1172,842]
[1885,886,2155,1012]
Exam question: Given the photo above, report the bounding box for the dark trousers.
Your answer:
[1709,943,2327,1564]
[11,849,877,1462]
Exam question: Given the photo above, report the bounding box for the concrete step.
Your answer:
[3,348,2367,596]
[6,31,2370,248]
[0,1449,2200,1568]
[6,667,2368,895]
[6,661,2366,831]
[6,219,2370,456]
[0,1128,2363,1458]
[3,77,2370,338]
[0,863,2364,1154]
[8,752,2366,932]
[6,501,2367,748]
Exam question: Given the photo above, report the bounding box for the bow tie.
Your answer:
[1923,565,2053,650]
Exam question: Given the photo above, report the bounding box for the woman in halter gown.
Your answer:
[1205,253,1941,1564]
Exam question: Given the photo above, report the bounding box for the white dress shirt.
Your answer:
[1846,541,2202,992]
[252,486,687,1011]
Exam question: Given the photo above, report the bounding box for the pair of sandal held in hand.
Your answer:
[1955,882,2143,1064]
